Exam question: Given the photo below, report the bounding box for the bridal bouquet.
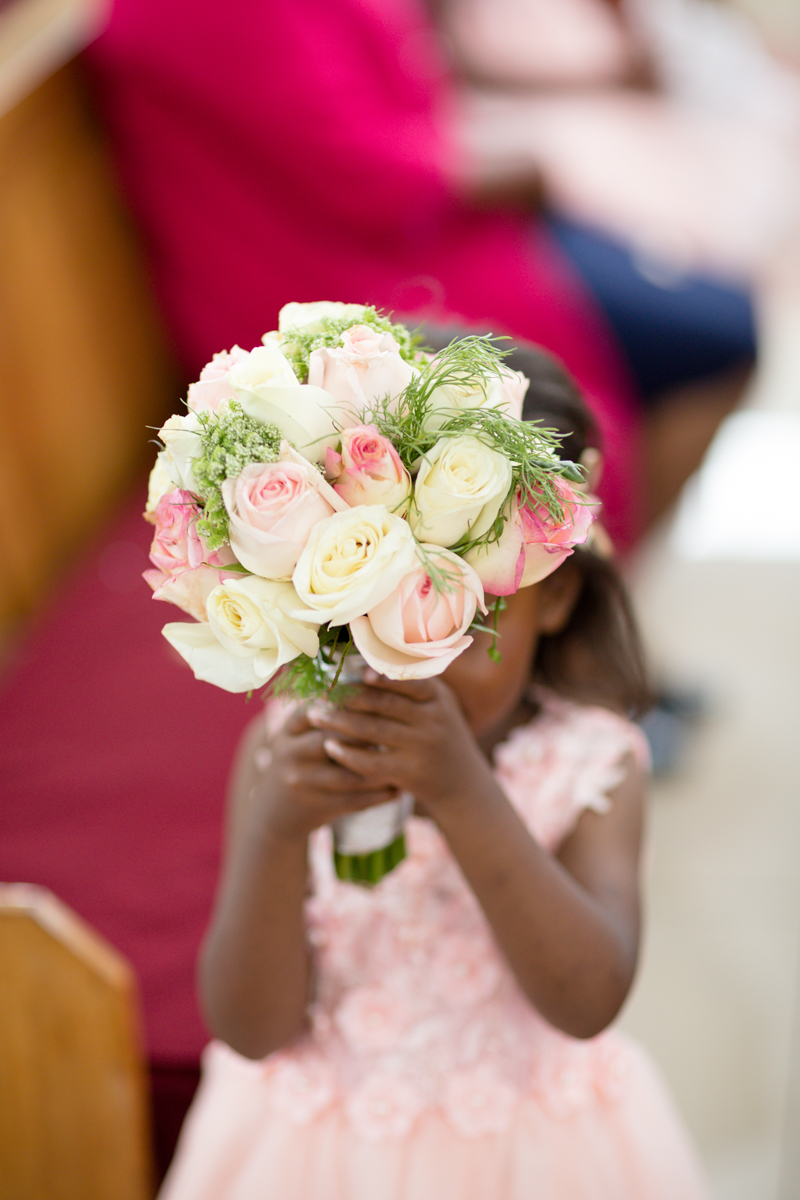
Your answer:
[144,302,595,882]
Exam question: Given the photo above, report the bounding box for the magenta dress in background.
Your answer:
[84,0,641,549]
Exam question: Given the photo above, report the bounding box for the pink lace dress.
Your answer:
[160,692,709,1199]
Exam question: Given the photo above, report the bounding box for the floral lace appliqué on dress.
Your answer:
[258,690,650,1141]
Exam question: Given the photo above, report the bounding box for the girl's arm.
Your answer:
[313,676,644,1040]
[429,747,644,1039]
[199,708,398,1059]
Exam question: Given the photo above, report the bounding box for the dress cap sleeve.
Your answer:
[493,689,650,851]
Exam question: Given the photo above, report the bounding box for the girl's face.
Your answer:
[442,585,544,742]
[442,567,580,743]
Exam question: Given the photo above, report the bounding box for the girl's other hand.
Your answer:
[252,706,400,842]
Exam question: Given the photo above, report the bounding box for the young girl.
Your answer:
[160,344,709,1199]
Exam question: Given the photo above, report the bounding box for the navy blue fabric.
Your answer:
[546,214,757,402]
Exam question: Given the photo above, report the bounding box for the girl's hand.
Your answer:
[253,706,400,842]
[306,670,495,814]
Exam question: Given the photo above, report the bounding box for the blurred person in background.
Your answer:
[83,0,644,550]
[436,0,800,521]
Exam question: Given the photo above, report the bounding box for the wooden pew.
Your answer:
[0,883,154,1199]
[0,0,179,656]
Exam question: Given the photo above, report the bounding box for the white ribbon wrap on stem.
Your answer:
[333,792,414,855]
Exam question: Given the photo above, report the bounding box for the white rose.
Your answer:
[230,345,341,465]
[425,368,528,433]
[278,301,366,335]
[409,436,512,548]
[292,505,419,627]
[145,451,174,520]
[228,343,298,391]
[162,576,319,693]
[158,412,203,494]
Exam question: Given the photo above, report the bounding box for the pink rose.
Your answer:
[464,479,597,595]
[345,1074,422,1141]
[148,489,229,578]
[146,488,237,620]
[350,548,485,680]
[325,425,411,513]
[308,325,415,422]
[221,446,347,580]
[186,345,250,414]
[143,563,237,622]
[443,1065,517,1137]
[518,478,596,588]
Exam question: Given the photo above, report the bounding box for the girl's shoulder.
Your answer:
[493,688,650,851]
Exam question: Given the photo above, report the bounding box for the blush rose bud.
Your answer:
[465,478,598,594]
[326,425,412,515]
[308,325,416,419]
[351,548,486,680]
[222,448,346,580]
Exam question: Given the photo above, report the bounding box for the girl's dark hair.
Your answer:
[417,324,651,717]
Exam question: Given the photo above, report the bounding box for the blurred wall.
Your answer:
[733,0,800,54]
[0,52,178,653]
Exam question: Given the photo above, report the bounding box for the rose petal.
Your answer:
[222,449,348,580]
[463,500,525,595]
[237,386,341,464]
[351,616,474,679]
[519,543,573,588]
[147,564,237,622]
[161,622,271,692]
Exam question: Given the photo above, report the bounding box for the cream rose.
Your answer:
[351,547,485,679]
[292,505,419,627]
[228,342,298,391]
[425,368,528,433]
[409,435,512,548]
[222,445,347,580]
[158,412,204,494]
[278,301,366,335]
[162,577,319,693]
[230,344,341,465]
[308,325,415,421]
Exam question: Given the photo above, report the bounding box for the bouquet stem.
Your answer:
[331,791,414,888]
[333,831,407,885]
[326,651,413,886]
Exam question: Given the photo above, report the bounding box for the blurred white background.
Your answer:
[619,2,800,1182]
